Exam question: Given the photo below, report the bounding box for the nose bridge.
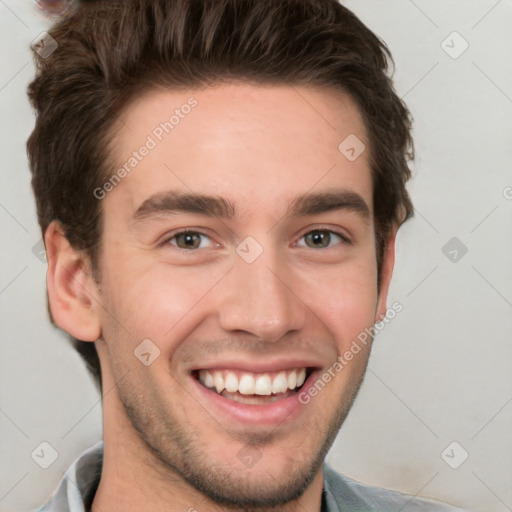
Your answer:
[218,242,306,342]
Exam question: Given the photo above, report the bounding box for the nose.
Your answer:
[217,246,306,343]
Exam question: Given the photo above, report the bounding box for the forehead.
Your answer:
[105,82,373,220]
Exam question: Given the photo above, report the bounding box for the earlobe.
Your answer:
[45,221,101,342]
[374,230,397,323]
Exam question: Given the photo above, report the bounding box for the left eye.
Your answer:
[297,230,349,249]
[165,231,213,250]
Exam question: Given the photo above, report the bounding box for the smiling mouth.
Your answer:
[192,368,313,405]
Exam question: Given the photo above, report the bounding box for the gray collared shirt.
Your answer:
[33,442,465,512]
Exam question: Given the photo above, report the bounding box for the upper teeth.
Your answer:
[198,368,307,396]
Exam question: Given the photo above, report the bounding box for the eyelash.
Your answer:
[161,228,352,251]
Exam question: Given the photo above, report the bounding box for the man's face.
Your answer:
[94,83,390,507]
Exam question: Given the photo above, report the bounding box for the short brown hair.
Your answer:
[27,0,414,392]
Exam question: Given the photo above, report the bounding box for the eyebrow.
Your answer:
[131,188,371,223]
[286,189,370,220]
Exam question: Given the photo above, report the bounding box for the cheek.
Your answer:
[298,255,379,327]
[98,259,222,364]
[104,268,201,330]
[310,265,379,387]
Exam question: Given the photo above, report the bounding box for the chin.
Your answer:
[176,453,321,509]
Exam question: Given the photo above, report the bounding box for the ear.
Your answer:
[45,220,102,342]
[374,229,397,323]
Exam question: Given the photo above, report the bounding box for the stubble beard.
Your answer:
[114,363,368,512]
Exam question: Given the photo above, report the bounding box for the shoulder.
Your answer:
[323,463,466,512]
[30,441,103,512]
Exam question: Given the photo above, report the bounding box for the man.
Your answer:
[27,0,465,510]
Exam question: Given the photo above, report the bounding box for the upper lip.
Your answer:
[189,356,324,374]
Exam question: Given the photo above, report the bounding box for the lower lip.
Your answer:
[190,371,318,427]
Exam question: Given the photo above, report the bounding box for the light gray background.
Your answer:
[1,1,511,511]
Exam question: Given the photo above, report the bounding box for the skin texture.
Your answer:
[45,83,396,512]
